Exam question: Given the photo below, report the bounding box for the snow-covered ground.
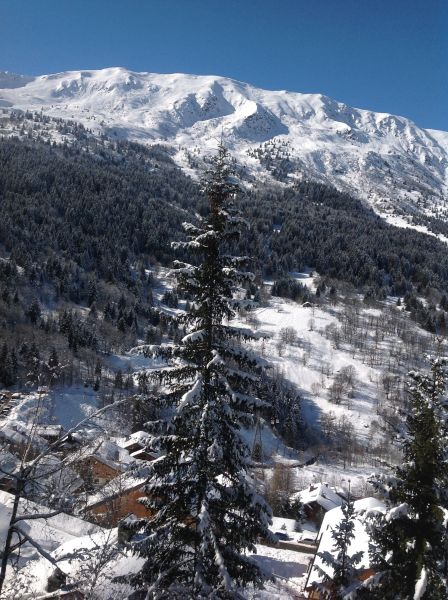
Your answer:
[249,544,313,598]
[250,298,379,439]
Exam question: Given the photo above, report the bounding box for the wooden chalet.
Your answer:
[296,482,344,525]
[83,471,153,526]
[73,452,124,489]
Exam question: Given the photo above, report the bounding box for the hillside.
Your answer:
[1,67,448,238]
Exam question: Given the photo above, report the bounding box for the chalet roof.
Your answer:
[75,451,124,474]
[296,482,344,512]
[307,497,386,588]
[74,439,136,473]
[0,423,47,450]
[0,490,101,563]
[35,424,65,435]
[120,430,152,450]
[83,465,153,510]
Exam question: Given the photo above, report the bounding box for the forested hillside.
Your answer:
[1,129,448,389]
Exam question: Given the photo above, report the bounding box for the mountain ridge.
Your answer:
[1,67,447,235]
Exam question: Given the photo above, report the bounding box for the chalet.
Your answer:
[73,452,124,489]
[35,424,65,444]
[304,497,385,599]
[120,430,153,455]
[296,482,344,524]
[0,423,46,459]
[83,469,154,526]
[71,438,140,490]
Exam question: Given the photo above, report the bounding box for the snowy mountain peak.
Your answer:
[1,67,447,232]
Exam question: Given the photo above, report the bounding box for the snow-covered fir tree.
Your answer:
[363,358,448,599]
[316,493,363,600]
[127,144,273,599]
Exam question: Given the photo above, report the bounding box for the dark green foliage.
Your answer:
[238,184,448,309]
[0,137,201,286]
[0,343,17,386]
[365,359,448,599]
[271,278,311,303]
[26,298,41,324]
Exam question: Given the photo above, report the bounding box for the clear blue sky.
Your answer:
[1,0,447,130]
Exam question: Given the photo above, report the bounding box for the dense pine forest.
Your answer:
[1,122,448,392]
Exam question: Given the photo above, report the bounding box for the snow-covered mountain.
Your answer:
[1,67,447,231]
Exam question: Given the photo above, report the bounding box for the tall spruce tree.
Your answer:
[364,358,448,599]
[316,493,363,600]
[128,144,273,599]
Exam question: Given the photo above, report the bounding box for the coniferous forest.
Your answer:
[0,113,447,600]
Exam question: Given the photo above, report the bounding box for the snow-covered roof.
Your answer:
[14,527,144,599]
[34,424,64,436]
[84,468,151,509]
[74,438,137,473]
[308,497,386,587]
[297,482,344,512]
[120,430,152,449]
[0,491,102,565]
[0,422,47,450]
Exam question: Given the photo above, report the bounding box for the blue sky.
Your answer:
[1,0,446,130]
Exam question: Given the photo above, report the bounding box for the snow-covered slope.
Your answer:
[1,67,447,226]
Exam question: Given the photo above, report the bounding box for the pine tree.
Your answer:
[47,347,61,385]
[364,358,448,599]
[26,297,41,324]
[114,369,123,389]
[127,144,273,598]
[87,278,97,306]
[316,493,363,600]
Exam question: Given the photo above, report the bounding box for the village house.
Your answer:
[71,439,138,491]
[0,422,47,459]
[35,424,65,444]
[120,430,156,461]
[304,497,385,599]
[72,453,123,489]
[82,469,153,527]
[296,482,345,525]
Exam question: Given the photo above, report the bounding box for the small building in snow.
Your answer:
[72,439,137,490]
[120,430,153,456]
[83,470,154,527]
[296,482,345,524]
[304,497,385,599]
[0,423,47,459]
[35,424,65,444]
[73,453,124,490]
